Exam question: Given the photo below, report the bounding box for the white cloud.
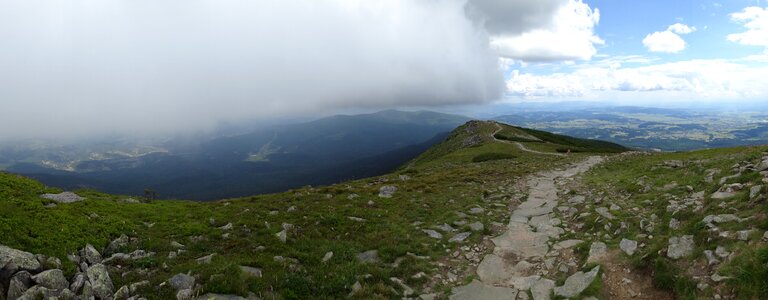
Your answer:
[505,57,768,103]
[477,0,604,61]
[643,31,687,53]
[727,6,768,49]
[643,23,695,53]
[668,23,696,34]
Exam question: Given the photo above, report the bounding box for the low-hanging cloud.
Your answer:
[0,0,512,140]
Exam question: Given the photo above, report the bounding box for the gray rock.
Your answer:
[177,289,194,300]
[553,239,583,250]
[703,214,741,227]
[619,238,638,256]
[0,245,42,273]
[322,251,333,263]
[114,285,130,300]
[194,293,248,300]
[8,270,33,299]
[196,253,215,264]
[468,207,485,215]
[531,278,555,300]
[595,207,615,220]
[32,269,69,290]
[609,204,621,211]
[219,223,233,230]
[587,242,607,263]
[82,280,94,300]
[423,229,443,239]
[82,244,103,265]
[704,250,720,266]
[357,250,379,263]
[568,195,586,205]
[751,185,763,199]
[276,229,288,242]
[435,223,456,232]
[70,273,86,294]
[40,191,85,203]
[715,246,730,258]
[738,229,754,241]
[169,273,196,291]
[553,266,600,298]
[449,232,471,243]
[105,234,130,255]
[240,266,262,278]
[469,222,484,232]
[129,280,150,294]
[450,280,518,300]
[667,235,695,259]
[763,231,768,241]
[378,185,397,198]
[171,241,186,249]
[86,263,115,299]
[669,218,681,230]
[18,285,53,300]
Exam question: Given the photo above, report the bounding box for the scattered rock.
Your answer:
[669,218,681,230]
[171,241,186,249]
[619,238,637,256]
[738,229,754,241]
[378,185,397,198]
[554,266,600,298]
[169,273,195,291]
[450,280,518,300]
[751,185,763,199]
[469,222,485,231]
[553,239,583,250]
[357,250,379,264]
[423,229,443,239]
[435,223,456,232]
[468,207,485,215]
[667,235,695,259]
[595,207,615,220]
[219,223,233,230]
[449,232,471,243]
[704,250,720,266]
[715,246,730,258]
[587,242,607,263]
[322,251,334,263]
[40,191,85,203]
[196,253,216,264]
[240,266,263,278]
[347,217,366,222]
[8,271,33,299]
[568,195,586,205]
[531,278,555,300]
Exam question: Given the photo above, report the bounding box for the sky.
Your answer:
[0,0,767,139]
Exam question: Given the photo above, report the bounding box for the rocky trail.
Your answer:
[450,155,669,300]
[491,124,565,157]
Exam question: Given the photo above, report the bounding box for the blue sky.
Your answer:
[503,0,768,105]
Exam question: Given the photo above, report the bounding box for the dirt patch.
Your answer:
[598,250,674,300]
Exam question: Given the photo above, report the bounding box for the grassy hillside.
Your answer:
[1,120,604,299]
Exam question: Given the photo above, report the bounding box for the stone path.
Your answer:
[451,156,604,300]
[491,124,565,157]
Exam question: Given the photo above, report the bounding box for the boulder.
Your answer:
[667,235,695,259]
[0,245,42,274]
[70,273,86,294]
[114,285,130,300]
[169,273,196,291]
[86,263,115,299]
[531,278,555,300]
[554,266,600,298]
[32,269,69,290]
[82,244,103,265]
[7,270,34,299]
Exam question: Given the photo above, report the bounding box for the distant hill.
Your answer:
[8,110,469,200]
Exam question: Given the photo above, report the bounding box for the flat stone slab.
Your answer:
[492,223,550,258]
[554,266,600,298]
[450,280,518,300]
[40,191,85,203]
